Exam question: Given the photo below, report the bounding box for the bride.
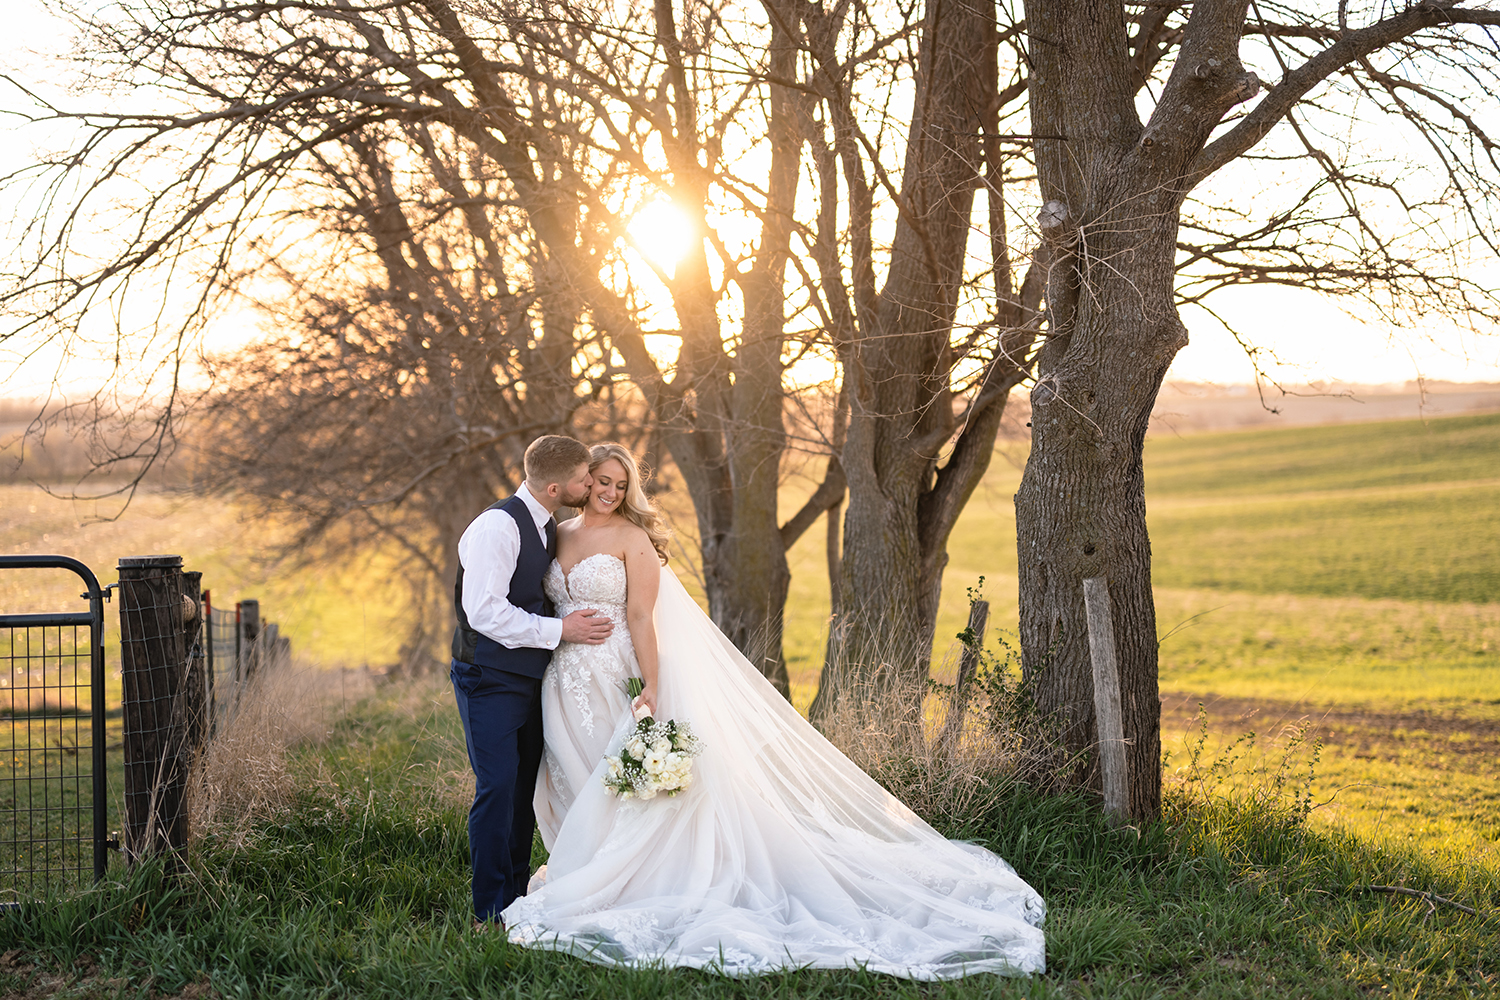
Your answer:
[503,443,1046,979]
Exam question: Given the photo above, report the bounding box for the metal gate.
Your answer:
[0,555,109,901]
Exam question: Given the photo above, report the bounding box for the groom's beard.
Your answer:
[559,485,591,508]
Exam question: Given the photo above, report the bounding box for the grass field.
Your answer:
[1143,414,1500,862]
[2,678,1497,999]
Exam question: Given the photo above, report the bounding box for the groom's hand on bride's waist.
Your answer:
[561,609,614,644]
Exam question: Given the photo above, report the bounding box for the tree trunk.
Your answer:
[813,0,997,723]
[1013,251,1175,818]
[1015,0,1262,818]
[715,331,793,692]
[659,5,801,697]
[816,478,931,720]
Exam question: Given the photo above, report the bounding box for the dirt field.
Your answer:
[1161,690,1500,761]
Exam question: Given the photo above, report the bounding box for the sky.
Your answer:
[1175,285,1500,386]
[2,1,1498,402]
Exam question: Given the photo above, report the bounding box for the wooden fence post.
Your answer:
[239,599,261,684]
[202,589,218,737]
[939,599,990,752]
[181,571,207,757]
[1082,576,1129,821]
[117,555,192,863]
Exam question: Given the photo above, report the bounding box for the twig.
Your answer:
[1355,885,1490,920]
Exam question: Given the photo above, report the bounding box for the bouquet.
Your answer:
[602,678,704,800]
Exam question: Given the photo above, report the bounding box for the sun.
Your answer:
[626,199,696,274]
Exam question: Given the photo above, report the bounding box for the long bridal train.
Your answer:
[504,565,1046,979]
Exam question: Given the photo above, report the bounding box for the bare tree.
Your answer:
[1013,0,1500,817]
[792,0,1043,719]
[200,121,649,669]
[1,0,849,693]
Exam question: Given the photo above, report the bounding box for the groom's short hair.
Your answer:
[524,435,591,486]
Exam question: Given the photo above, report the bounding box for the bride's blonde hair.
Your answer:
[591,442,671,564]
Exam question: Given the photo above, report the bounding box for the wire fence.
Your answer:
[201,596,289,733]
[203,594,238,733]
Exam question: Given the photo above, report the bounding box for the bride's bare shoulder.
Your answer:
[613,518,651,548]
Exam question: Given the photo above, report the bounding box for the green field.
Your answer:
[1147,413,1500,605]
[781,413,1500,858]
[1142,414,1500,862]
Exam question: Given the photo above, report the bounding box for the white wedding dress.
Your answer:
[504,555,1046,979]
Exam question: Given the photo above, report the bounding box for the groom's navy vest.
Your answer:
[451,495,556,678]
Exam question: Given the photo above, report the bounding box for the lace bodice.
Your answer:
[545,552,629,622]
[541,553,636,741]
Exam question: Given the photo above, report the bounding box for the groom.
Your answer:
[450,434,613,926]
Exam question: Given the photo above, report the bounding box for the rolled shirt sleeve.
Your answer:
[458,507,563,651]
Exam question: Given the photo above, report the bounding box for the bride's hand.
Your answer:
[632,684,658,720]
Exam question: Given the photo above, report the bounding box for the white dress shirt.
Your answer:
[458,483,563,651]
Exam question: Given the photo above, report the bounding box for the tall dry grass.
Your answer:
[179,626,1070,852]
[817,639,1073,834]
[188,663,372,846]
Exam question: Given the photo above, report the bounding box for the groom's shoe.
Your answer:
[472,918,505,934]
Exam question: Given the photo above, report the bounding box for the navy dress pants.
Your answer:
[451,658,545,921]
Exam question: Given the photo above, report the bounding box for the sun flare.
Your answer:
[627,199,696,273]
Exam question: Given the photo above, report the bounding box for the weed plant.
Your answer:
[3,674,1497,999]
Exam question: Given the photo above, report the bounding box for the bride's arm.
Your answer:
[623,532,662,717]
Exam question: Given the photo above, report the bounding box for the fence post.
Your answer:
[202,590,217,737]
[939,599,990,753]
[240,599,261,683]
[181,571,207,758]
[1082,576,1129,821]
[117,555,193,863]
